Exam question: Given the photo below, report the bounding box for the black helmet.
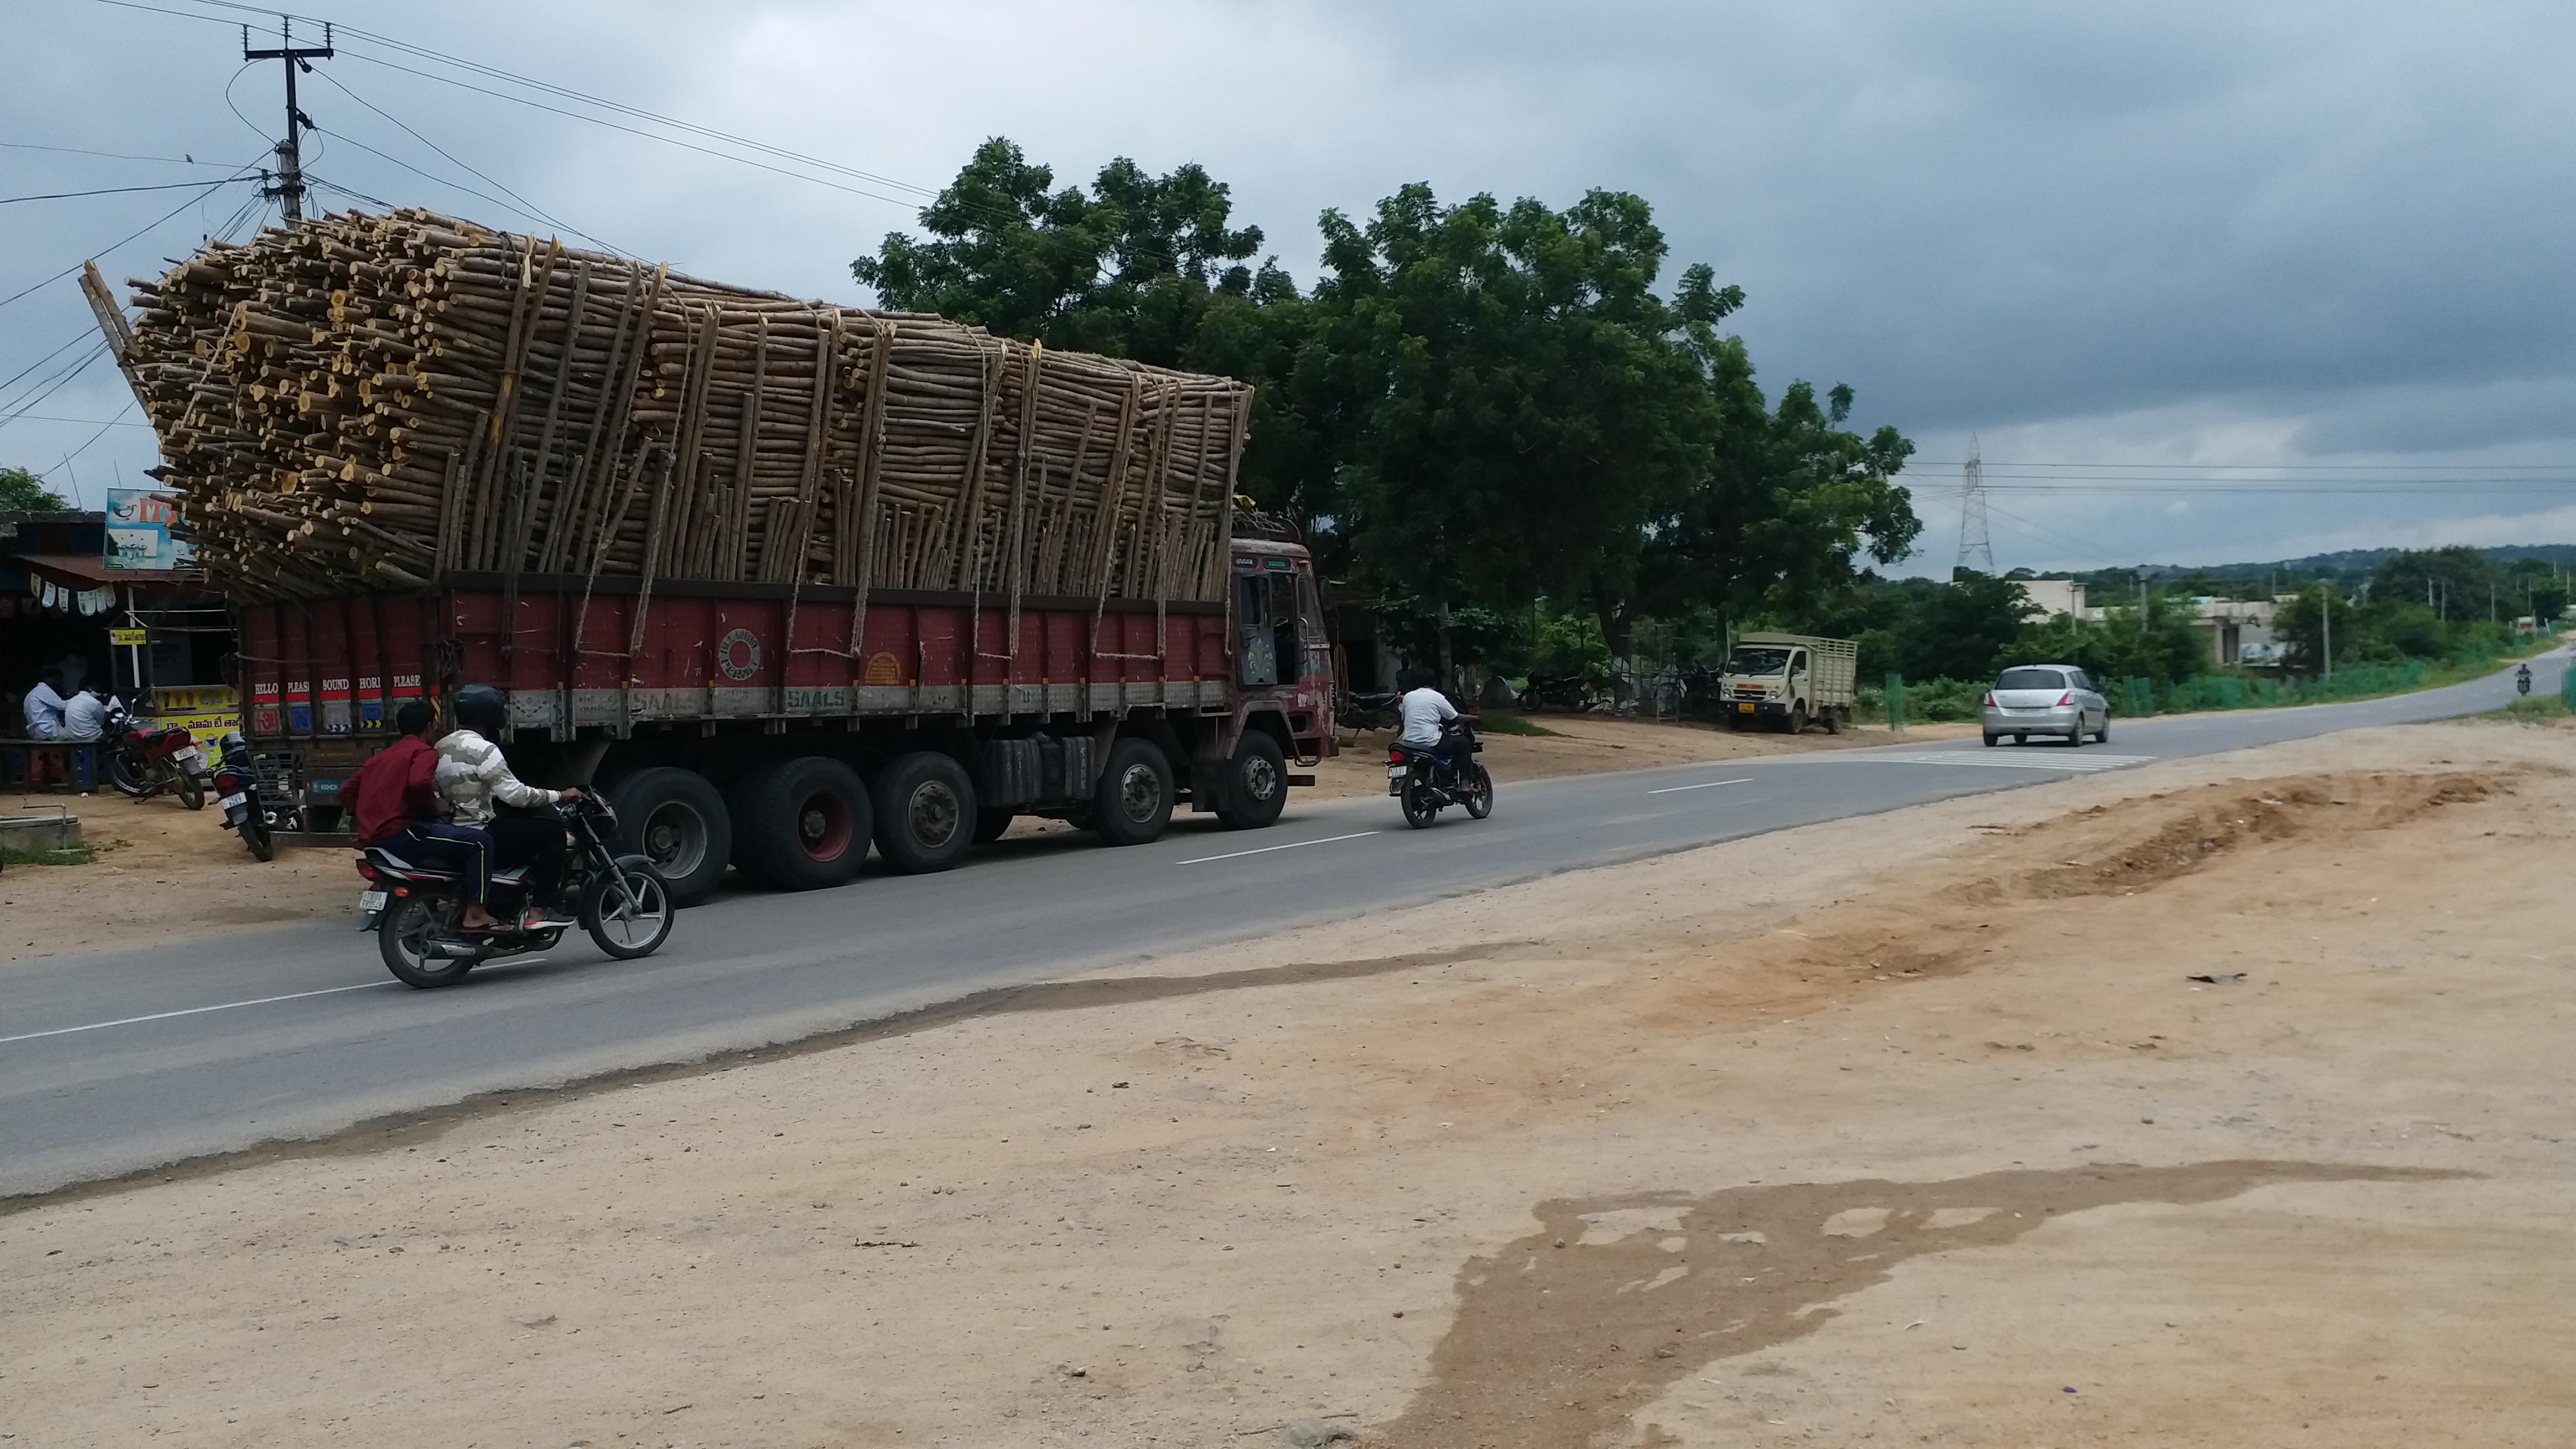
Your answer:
[451,683,506,738]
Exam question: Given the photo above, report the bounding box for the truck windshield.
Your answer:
[1725,647,1794,676]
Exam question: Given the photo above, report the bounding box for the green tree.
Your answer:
[1895,570,2040,681]
[1315,183,1732,676]
[2369,545,2497,621]
[0,467,69,512]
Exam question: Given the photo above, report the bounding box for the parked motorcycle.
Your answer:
[1388,718,1495,828]
[210,731,280,861]
[356,793,674,988]
[1339,689,1404,732]
[1517,674,1595,712]
[102,703,211,809]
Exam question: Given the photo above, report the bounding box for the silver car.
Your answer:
[1982,664,2109,746]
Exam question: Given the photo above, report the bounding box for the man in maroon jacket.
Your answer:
[342,701,500,932]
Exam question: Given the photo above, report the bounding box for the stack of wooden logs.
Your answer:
[120,208,1252,606]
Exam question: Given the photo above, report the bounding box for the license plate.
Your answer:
[219,791,249,809]
[1386,764,1408,778]
[358,890,387,912]
[1737,702,1755,713]
[173,747,203,767]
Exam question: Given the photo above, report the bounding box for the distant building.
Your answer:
[2019,577,2087,619]
[2190,598,2277,666]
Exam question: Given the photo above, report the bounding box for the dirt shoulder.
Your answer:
[6,719,2570,1448]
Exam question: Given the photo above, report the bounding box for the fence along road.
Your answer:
[0,650,2563,1197]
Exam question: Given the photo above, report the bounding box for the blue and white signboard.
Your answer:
[104,488,195,570]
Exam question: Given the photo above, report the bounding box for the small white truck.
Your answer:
[1717,632,1858,734]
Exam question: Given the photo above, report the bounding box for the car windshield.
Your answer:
[1996,667,2067,690]
[1726,647,1795,676]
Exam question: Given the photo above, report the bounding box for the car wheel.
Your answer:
[1091,738,1173,846]
[2014,732,2028,745]
[873,751,977,874]
[2097,717,2111,743]
[1982,732,2000,747]
[609,766,732,907]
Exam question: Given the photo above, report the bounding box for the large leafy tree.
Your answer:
[1315,183,1735,672]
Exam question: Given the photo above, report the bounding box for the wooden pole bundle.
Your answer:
[122,207,1252,608]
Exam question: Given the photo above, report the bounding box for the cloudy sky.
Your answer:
[6,0,2570,574]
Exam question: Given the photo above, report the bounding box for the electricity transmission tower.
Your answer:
[242,18,334,221]
[1954,433,1993,576]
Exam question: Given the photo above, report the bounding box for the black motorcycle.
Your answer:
[1339,689,1404,732]
[210,731,281,861]
[1517,674,1595,712]
[356,793,674,988]
[2517,664,2533,697]
[1388,718,1495,828]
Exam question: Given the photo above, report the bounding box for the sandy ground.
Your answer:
[5,715,2572,1446]
[0,714,1970,966]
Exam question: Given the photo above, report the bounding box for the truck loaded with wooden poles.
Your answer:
[94,208,1336,905]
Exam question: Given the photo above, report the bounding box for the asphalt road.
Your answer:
[3,653,2563,1197]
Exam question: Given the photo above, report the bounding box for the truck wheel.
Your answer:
[1091,738,1173,846]
[1215,732,1288,830]
[1782,705,1807,735]
[612,768,730,905]
[973,810,1016,844]
[609,766,732,907]
[735,756,871,891]
[1822,708,1842,736]
[873,751,977,874]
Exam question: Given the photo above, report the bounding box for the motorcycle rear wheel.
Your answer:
[240,816,275,862]
[1400,780,1439,829]
[380,895,476,988]
[106,751,153,798]
[176,770,205,811]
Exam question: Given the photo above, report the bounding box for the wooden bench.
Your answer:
[0,738,103,792]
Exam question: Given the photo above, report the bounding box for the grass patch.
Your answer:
[1,844,98,867]
[1475,711,1564,737]
[2484,695,2570,722]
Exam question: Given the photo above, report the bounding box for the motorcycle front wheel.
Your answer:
[1399,780,1440,829]
[380,894,476,989]
[1462,763,1495,820]
[583,863,674,960]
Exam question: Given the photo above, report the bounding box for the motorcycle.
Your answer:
[2516,664,2533,697]
[1388,718,1495,829]
[102,703,211,809]
[1339,689,1404,732]
[210,731,281,861]
[1517,674,1595,712]
[356,793,674,988]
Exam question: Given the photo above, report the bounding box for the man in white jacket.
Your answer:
[434,684,584,930]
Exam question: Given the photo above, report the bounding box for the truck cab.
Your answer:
[1229,537,1335,768]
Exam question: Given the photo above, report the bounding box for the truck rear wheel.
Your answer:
[609,766,731,907]
[1092,738,1173,846]
[732,756,871,891]
[1215,731,1288,830]
[873,751,977,874]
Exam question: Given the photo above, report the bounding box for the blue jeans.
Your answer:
[390,821,496,906]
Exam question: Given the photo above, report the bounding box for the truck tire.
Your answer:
[1822,707,1843,736]
[1214,731,1288,830]
[1092,737,1174,846]
[1782,705,1807,735]
[732,756,871,892]
[609,766,732,907]
[873,750,977,874]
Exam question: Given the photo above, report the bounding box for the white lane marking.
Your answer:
[1853,751,2154,774]
[1647,777,1755,795]
[1177,831,1379,865]
[0,979,399,1047]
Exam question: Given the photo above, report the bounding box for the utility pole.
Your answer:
[2319,581,2333,681]
[243,16,333,222]
[1954,434,1993,577]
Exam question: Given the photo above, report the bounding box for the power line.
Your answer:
[0,155,271,313]
[306,66,618,253]
[0,141,238,167]
[0,177,261,205]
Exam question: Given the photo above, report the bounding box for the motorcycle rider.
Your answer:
[1396,669,1476,790]
[433,684,583,931]
[343,701,505,934]
[2516,661,2534,695]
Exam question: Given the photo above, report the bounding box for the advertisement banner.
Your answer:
[103,488,195,570]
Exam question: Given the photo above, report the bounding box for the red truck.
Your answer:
[236,517,1337,905]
